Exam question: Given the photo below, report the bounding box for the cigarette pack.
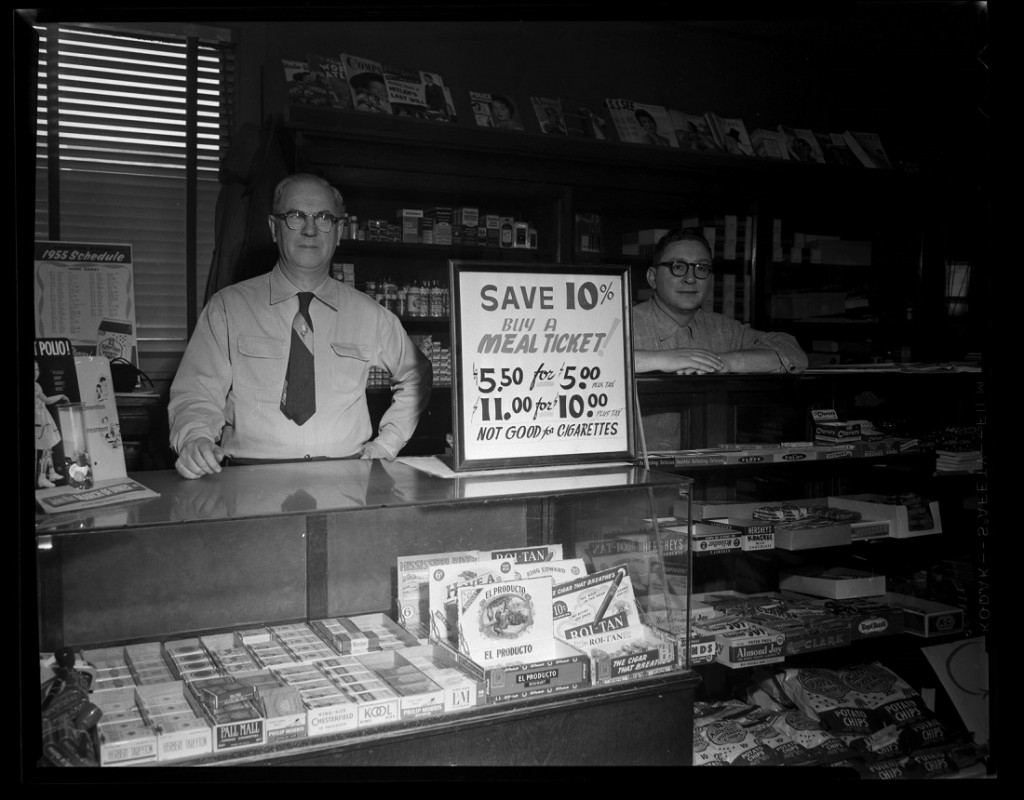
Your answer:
[135,681,213,762]
[315,654,401,729]
[828,494,942,538]
[435,638,590,704]
[552,566,641,642]
[310,612,418,656]
[401,644,486,712]
[273,662,357,736]
[356,650,447,721]
[457,577,557,668]
[92,687,159,766]
[200,632,264,678]
[780,567,887,599]
[188,676,267,753]
[886,593,965,637]
[570,624,678,684]
[238,671,307,744]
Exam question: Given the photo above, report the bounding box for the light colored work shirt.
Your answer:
[631,300,808,373]
[169,265,431,461]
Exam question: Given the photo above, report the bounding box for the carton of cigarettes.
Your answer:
[356,650,446,721]
[315,654,401,729]
[135,681,212,762]
[400,644,485,712]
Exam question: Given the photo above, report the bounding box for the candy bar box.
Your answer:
[886,593,965,638]
[779,567,887,599]
[828,494,942,539]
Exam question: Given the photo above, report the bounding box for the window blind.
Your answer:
[34,23,234,384]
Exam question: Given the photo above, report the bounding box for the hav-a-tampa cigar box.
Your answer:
[568,624,678,684]
[396,549,480,639]
[92,686,159,766]
[135,681,212,762]
[885,593,965,638]
[356,649,446,721]
[437,637,590,704]
[272,662,357,737]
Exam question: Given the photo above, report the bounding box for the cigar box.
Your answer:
[458,577,557,669]
[437,638,590,704]
[552,566,642,641]
[569,624,678,684]
[886,593,965,638]
[828,494,942,538]
[396,549,480,638]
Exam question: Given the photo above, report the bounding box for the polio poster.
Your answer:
[449,261,635,471]
[34,241,139,365]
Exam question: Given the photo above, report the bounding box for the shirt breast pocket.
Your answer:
[330,342,371,392]
[235,335,288,398]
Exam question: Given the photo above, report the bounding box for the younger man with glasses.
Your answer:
[168,173,431,479]
[632,228,807,375]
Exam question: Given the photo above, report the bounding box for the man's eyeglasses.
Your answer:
[656,259,714,279]
[272,211,341,233]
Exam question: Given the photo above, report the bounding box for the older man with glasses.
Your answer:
[168,173,431,479]
[632,227,807,376]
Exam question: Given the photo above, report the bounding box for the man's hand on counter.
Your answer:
[175,436,225,479]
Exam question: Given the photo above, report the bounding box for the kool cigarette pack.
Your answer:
[569,624,678,684]
[356,650,447,721]
[316,654,401,729]
[428,557,519,646]
[400,644,485,712]
[396,549,480,638]
[552,565,641,642]
[135,681,212,762]
[458,576,557,669]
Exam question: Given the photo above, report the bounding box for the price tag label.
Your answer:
[449,261,635,470]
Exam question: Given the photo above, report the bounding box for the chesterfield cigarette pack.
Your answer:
[356,649,446,721]
[552,565,642,642]
[570,624,678,684]
[436,637,590,704]
[272,662,357,736]
[428,557,519,646]
[396,549,479,638]
[401,644,486,712]
[457,576,556,668]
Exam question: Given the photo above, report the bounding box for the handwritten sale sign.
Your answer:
[449,261,635,471]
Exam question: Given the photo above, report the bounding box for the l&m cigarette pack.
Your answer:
[401,644,486,712]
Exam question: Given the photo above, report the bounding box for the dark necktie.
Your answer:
[281,291,316,425]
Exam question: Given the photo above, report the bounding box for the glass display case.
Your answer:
[31,459,699,769]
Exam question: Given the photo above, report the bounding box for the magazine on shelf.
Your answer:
[282,59,333,108]
[531,96,567,135]
[469,90,525,130]
[419,70,457,121]
[814,131,862,168]
[306,54,353,109]
[749,127,790,159]
[341,53,393,115]
[778,124,826,163]
[705,113,755,156]
[668,109,722,152]
[604,98,676,147]
[841,130,893,168]
[380,63,454,121]
[561,98,613,140]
